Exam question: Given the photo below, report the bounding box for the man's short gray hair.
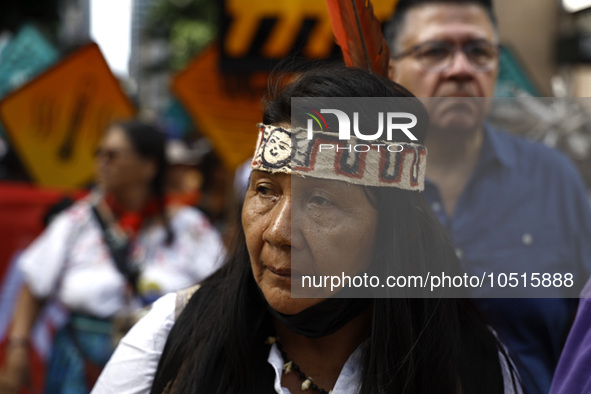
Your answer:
[384,0,499,54]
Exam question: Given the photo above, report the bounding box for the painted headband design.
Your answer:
[251,124,427,191]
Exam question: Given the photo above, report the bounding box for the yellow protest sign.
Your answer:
[177,0,399,170]
[172,45,264,171]
[0,43,136,189]
[224,0,397,59]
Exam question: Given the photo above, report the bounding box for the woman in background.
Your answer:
[0,120,224,393]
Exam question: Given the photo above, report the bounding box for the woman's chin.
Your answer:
[262,286,323,316]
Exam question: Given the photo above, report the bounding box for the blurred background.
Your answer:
[1,0,591,390]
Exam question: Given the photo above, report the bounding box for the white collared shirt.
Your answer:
[92,293,521,394]
[267,339,363,394]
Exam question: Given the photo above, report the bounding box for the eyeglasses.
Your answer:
[391,40,500,72]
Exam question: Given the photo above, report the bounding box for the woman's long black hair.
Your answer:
[151,65,518,393]
[112,120,174,244]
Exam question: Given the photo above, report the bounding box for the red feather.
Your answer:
[326,0,392,77]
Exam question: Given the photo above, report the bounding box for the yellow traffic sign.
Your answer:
[0,43,136,189]
[172,45,263,171]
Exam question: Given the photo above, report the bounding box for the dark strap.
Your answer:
[174,284,201,320]
[91,205,139,295]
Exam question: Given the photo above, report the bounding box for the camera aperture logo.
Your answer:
[292,106,426,189]
[303,108,418,153]
[303,107,328,132]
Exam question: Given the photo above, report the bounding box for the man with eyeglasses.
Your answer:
[385,1,591,394]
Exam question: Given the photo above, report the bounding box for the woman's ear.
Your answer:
[142,158,158,182]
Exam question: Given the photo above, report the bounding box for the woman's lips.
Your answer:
[265,266,309,280]
[266,266,292,278]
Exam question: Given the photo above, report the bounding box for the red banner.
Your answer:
[0,182,85,393]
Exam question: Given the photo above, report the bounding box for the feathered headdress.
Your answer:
[325,0,392,77]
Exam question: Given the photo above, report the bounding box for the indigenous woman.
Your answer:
[93,67,521,394]
[0,121,224,393]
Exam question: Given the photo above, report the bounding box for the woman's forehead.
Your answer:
[102,126,130,146]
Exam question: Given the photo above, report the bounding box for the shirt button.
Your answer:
[522,233,534,246]
[431,202,442,212]
[455,248,464,259]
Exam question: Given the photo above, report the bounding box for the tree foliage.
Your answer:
[146,0,218,70]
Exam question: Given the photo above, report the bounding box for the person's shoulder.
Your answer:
[56,198,94,224]
[174,284,201,320]
[119,292,178,348]
[91,293,180,393]
[120,287,204,347]
[36,199,93,237]
[492,127,568,164]
[491,127,584,183]
[170,206,217,234]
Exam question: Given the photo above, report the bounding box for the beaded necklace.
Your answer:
[266,336,332,394]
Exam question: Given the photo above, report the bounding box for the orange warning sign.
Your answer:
[178,0,398,169]
[224,0,397,59]
[0,43,136,189]
[172,45,265,170]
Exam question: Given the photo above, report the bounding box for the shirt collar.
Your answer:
[481,123,516,169]
[425,124,515,190]
[267,342,364,394]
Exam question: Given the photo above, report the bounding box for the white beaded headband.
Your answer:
[251,123,427,191]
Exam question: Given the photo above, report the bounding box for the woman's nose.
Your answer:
[263,197,291,249]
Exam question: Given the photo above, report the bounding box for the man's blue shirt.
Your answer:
[424,125,591,394]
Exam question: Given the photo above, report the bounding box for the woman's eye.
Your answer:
[255,185,278,200]
[310,195,333,207]
[256,185,271,195]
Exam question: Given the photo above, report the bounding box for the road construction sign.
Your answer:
[178,0,400,169]
[0,43,136,189]
[221,0,397,70]
[172,45,264,171]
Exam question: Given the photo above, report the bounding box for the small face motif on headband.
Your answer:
[261,127,291,169]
